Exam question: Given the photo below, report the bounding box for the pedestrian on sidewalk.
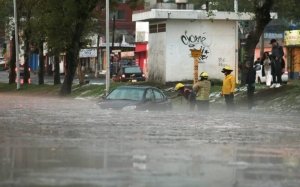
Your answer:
[245,62,256,109]
[261,52,272,87]
[221,66,236,110]
[193,72,211,111]
[270,39,285,88]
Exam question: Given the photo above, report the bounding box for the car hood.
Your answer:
[98,99,141,110]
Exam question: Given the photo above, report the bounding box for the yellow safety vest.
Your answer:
[193,80,211,101]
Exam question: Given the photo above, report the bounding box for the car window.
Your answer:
[106,87,144,101]
[153,89,165,102]
[145,89,154,101]
[124,67,142,74]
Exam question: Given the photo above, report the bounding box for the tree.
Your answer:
[17,0,43,84]
[243,0,274,65]
[29,0,48,85]
[43,0,99,95]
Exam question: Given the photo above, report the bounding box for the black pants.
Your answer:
[196,100,209,111]
[272,73,282,84]
[224,94,234,110]
[247,84,255,109]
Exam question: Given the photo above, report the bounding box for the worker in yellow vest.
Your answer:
[221,66,236,110]
[193,72,211,111]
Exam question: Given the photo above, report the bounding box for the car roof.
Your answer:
[122,65,140,68]
[117,85,158,89]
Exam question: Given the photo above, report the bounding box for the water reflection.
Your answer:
[0,144,300,187]
[233,146,300,187]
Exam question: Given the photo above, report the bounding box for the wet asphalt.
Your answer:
[0,93,300,187]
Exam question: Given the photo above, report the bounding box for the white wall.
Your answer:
[165,20,237,82]
[148,32,166,83]
[136,22,149,42]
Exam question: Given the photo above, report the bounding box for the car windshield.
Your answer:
[124,67,142,74]
[106,87,144,101]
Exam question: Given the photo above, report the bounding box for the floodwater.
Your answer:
[0,94,300,187]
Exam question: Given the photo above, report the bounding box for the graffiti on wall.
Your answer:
[218,57,227,67]
[180,30,211,61]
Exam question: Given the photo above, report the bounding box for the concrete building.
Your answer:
[133,8,251,83]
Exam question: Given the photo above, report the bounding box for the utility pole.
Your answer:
[234,0,239,82]
[13,0,20,90]
[105,0,110,95]
[111,14,116,75]
[95,34,100,78]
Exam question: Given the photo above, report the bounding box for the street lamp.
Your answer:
[105,0,110,95]
[13,0,20,90]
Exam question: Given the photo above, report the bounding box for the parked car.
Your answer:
[113,65,145,82]
[98,85,172,111]
[0,57,8,71]
[255,64,288,84]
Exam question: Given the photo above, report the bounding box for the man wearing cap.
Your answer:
[270,39,285,88]
[221,66,236,110]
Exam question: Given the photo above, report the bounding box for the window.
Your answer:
[157,23,166,32]
[153,89,164,102]
[116,10,125,20]
[149,23,166,33]
[149,25,157,33]
[124,67,142,74]
[145,89,154,101]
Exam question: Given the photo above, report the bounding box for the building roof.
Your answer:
[133,9,253,22]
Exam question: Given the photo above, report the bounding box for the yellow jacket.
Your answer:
[222,74,236,95]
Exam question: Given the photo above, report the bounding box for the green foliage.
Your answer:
[0,0,13,33]
[191,0,300,22]
[126,0,144,9]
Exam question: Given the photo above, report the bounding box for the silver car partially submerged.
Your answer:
[98,85,172,111]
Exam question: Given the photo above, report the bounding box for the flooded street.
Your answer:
[0,93,300,187]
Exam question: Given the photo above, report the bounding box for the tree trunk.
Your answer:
[59,0,99,95]
[241,0,274,85]
[53,53,61,85]
[38,40,44,85]
[9,32,16,84]
[60,47,79,95]
[23,31,31,84]
[59,22,86,94]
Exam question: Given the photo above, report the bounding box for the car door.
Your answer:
[142,88,155,110]
[152,88,171,110]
